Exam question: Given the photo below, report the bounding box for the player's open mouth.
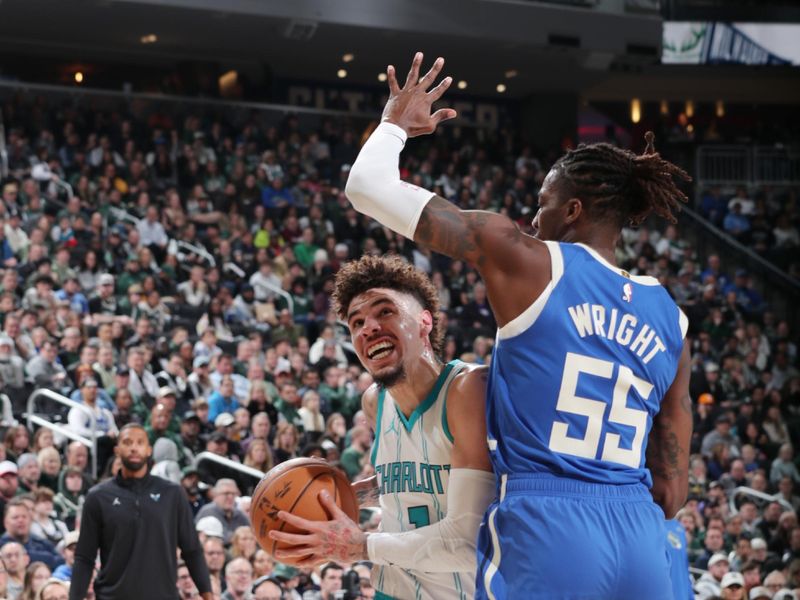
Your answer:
[367,340,395,360]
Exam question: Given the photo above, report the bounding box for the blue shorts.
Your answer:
[475,474,673,600]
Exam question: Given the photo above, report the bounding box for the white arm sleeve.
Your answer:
[344,122,436,240]
[367,468,496,572]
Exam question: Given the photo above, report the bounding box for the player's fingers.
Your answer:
[273,546,316,560]
[318,489,348,519]
[404,52,423,88]
[431,108,458,126]
[291,555,326,569]
[268,530,315,545]
[387,65,401,96]
[276,510,320,532]
[419,57,445,90]
[427,76,452,102]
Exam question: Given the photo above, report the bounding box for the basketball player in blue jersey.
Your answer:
[269,255,495,600]
[342,52,693,599]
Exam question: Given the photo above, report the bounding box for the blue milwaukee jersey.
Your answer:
[486,241,687,487]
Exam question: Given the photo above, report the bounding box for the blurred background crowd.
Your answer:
[0,88,796,600]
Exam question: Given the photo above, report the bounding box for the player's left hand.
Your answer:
[382,51,457,138]
[269,489,368,567]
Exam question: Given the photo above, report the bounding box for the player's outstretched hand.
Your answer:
[269,489,368,567]
[382,51,457,138]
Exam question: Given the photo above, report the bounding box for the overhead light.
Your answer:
[496,83,507,93]
[457,80,467,90]
[140,34,158,44]
[377,73,387,82]
[687,124,694,133]
[337,69,347,79]
[505,69,518,79]
[685,100,694,118]
[630,98,641,124]
[715,100,725,118]
[74,72,84,84]
[342,53,354,63]
[660,100,669,116]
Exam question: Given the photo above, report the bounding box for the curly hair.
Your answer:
[332,255,444,356]
[552,132,691,227]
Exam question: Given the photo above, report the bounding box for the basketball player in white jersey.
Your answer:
[269,254,495,600]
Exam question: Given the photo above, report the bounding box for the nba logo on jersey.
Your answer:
[622,282,633,303]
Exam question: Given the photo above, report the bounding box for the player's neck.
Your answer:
[571,227,619,266]
[388,351,442,418]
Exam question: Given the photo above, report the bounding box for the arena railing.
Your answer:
[728,486,794,514]
[696,144,800,186]
[0,107,8,179]
[0,394,16,427]
[193,451,265,482]
[25,388,98,479]
[680,204,800,327]
[251,280,294,316]
[169,240,217,270]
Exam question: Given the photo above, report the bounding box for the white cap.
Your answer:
[195,516,223,538]
[214,413,235,428]
[721,571,744,589]
[751,537,768,550]
[708,552,729,567]
[750,587,771,600]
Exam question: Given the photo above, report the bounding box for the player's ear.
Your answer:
[419,309,433,340]
[563,197,583,224]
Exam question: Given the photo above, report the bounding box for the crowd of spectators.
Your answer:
[698,184,800,278]
[0,90,797,599]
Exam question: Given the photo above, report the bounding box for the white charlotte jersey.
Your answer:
[370,360,472,600]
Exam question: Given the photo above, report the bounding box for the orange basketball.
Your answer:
[250,457,359,563]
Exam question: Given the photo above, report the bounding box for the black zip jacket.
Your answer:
[70,472,211,600]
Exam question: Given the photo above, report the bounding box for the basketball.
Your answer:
[250,457,359,562]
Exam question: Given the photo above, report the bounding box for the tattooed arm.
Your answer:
[646,341,692,518]
[345,52,551,327]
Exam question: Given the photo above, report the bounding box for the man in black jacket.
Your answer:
[70,423,212,600]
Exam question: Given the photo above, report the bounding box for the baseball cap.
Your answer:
[751,537,767,550]
[193,355,210,369]
[705,362,720,373]
[772,590,798,600]
[182,411,200,423]
[272,563,299,581]
[208,431,228,444]
[157,386,177,400]
[721,571,744,589]
[195,516,223,539]
[181,466,199,479]
[708,552,729,567]
[0,461,18,476]
[98,273,115,286]
[214,413,235,428]
[116,366,130,377]
[80,377,99,388]
[698,393,714,405]
[750,587,771,600]
[63,530,80,548]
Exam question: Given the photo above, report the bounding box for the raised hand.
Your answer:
[382,52,457,138]
[268,489,368,568]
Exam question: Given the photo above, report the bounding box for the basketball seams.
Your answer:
[270,469,334,556]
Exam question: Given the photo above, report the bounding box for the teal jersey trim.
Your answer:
[393,361,456,434]
[440,359,463,444]
[370,388,386,466]
[375,591,400,600]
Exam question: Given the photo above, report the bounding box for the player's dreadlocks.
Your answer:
[333,254,444,357]
[552,131,691,227]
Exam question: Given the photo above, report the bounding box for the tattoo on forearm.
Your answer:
[646,421,685,481]
[416,196,531,269]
